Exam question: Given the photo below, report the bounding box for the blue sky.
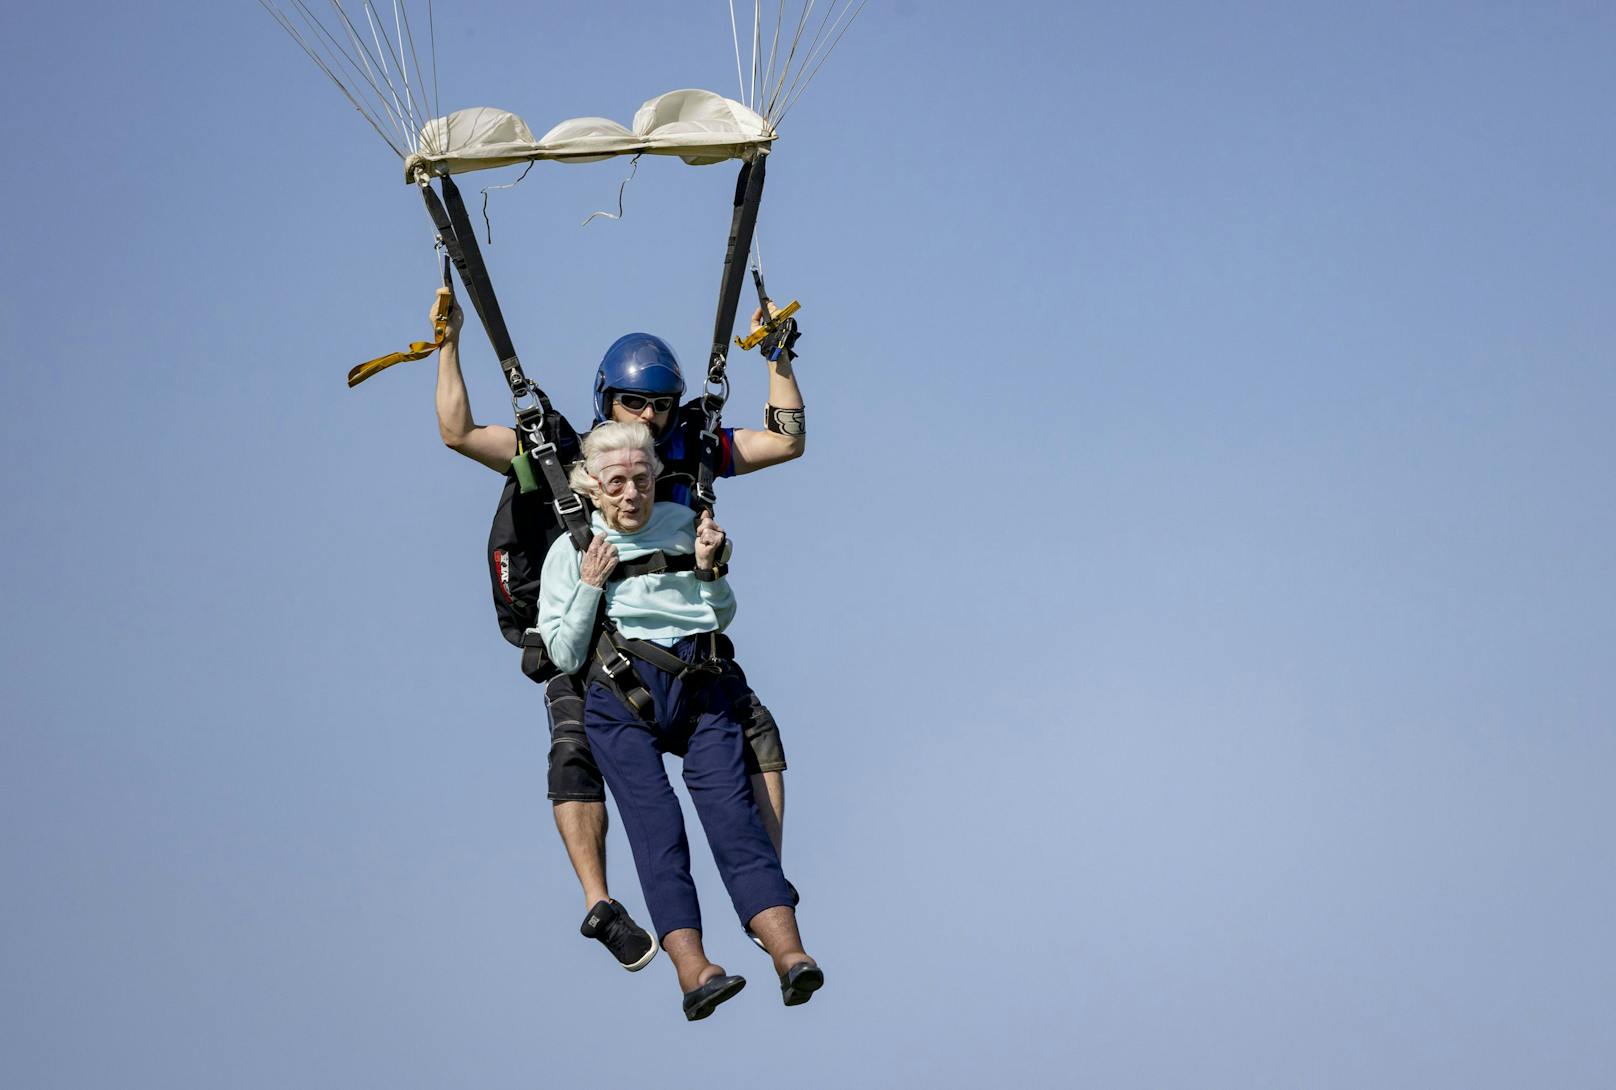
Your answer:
[3,2,1614,1087]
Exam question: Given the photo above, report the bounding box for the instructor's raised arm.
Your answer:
[435,299,519,472]
[730,301,807,475]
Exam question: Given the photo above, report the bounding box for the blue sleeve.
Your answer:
[719,427,738,478]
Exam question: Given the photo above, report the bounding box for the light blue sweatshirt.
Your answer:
[537,502,736,675]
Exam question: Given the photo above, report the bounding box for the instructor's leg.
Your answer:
[735,673,789,861]
[553,801,608,908]
[749,771,785,861]
[545,674,611,907]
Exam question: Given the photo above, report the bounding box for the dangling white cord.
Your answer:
[581,155,643,227]
[478,161,535,244]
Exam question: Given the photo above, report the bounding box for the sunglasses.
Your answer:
[614,392,677,413]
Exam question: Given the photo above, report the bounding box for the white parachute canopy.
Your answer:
[404,89,774,181]
[259,1,867,167]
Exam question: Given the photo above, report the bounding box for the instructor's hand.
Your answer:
[694,510,727,571]
[439,297,464,343]
[580,533,618,588]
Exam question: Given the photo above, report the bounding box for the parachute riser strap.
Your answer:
[704,156,768,395]
[696,155,769,508]
[418,179,497,358]
[431,179,582,540]
[428,173,519,364]
[420,173,589,547]
[419,175,556,415]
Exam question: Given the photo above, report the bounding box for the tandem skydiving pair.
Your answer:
[434,301,818,1020]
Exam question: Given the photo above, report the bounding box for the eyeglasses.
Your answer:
[597,471,655,497]
[614,392,676,413]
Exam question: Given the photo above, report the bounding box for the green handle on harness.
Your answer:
[511,450,540,494]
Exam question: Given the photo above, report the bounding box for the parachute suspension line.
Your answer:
[260,1,445,156]
[761,0,816,124]
[274,0,409,154]
[480,160,535,244]
[394,0,436,149]
[728,1,746,103]
[773,0,868,125]
[324,0,414,151]
[359,1,418,151]
[581,155,643,228]
[753,2,765,110]
[314,0,419,152]
[376,2,414,146]
[768,0,841,124]
[425,0,442,147]
[760,0,787,118]
[391,0,417,140]
[257,1,406,156]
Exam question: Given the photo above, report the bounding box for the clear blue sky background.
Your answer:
[4,2,1613,1086]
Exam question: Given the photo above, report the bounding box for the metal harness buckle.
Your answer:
[552,483,585,519]
[601,650,636,682]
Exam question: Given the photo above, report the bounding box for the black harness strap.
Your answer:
[418,157,766,687]
[589,627,725,723]
[593,157,765,699]
[608,550,700,581]
[694,155,769,509]
[418,171,592,551]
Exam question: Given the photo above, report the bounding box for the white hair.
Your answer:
[568,420,663,498]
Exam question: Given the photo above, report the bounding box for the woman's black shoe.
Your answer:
[779,962,824,1007]
[683,974,747,1021]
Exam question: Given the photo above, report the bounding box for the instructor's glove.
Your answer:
[757,316,801,362]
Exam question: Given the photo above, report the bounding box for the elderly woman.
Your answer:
[537,420,822,1020]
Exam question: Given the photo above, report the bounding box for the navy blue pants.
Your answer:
[583,636,793,942]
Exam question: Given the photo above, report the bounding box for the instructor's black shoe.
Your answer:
[580,900,657,972]
[745,880,801,952]
[779,961,824,1007]
[683,974,747,1021]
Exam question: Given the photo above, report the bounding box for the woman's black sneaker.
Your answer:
[579,900,657,971]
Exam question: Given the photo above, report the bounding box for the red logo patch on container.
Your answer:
[493,549,513,602]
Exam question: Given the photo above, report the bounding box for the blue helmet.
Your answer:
[593,333,685,424]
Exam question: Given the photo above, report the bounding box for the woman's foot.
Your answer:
[779,961,824,1007]
[683,972,747,1021]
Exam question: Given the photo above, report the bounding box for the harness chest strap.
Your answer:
[608,550,727,582]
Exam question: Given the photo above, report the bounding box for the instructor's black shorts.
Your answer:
[543,643,787,802]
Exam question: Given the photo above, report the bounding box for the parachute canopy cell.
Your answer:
[404,89,774,181]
